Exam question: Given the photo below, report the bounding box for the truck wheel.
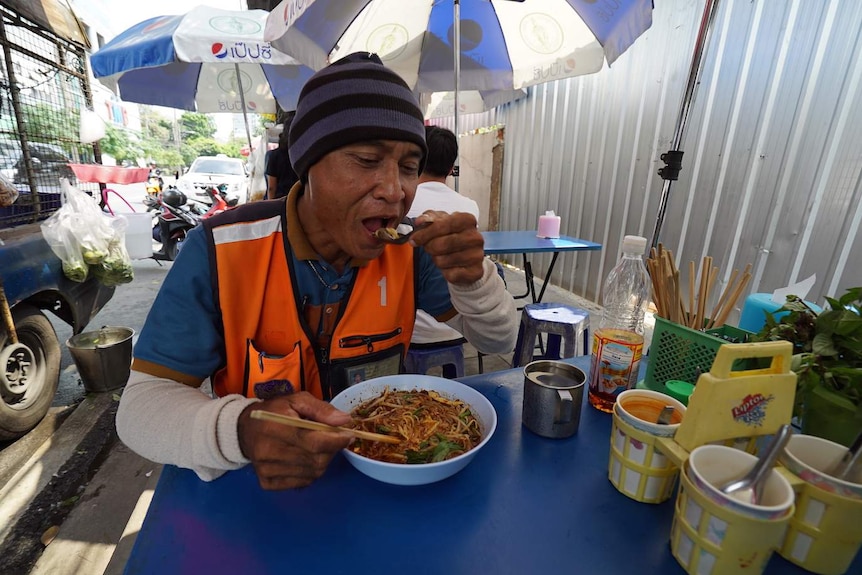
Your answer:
[0,306,61,441]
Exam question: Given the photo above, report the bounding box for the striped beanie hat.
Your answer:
[289,52,427,180]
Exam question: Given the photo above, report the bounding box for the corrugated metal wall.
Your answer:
[435,0,862,319]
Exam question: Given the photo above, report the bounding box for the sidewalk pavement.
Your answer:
[10,262,601,575]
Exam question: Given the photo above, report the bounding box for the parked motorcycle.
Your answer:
[145,169,163,196]
[193,182,239,208]
[143,185,229,261]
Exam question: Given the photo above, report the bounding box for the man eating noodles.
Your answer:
[116,52,517,490]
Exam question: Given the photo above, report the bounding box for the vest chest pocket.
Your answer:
[338,328,404,353]
[325,344,404,401]
[245,339,304,399]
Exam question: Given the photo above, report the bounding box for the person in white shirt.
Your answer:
[408,126,481,346]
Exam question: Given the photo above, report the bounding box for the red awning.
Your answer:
[69,165,150,185]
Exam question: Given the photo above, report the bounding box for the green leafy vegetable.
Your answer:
[81,248,108,265]
[405,436,463,464]
[751,288,862,418]
[90,239,134,286]
[62,261,88,282]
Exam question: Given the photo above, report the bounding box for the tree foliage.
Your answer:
[140,108,173,143]
[99,124,142,164]
[19,103,78,144]
[180,112,217,140]
[18,102,246,169]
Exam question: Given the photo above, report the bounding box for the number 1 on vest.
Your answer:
[377,276,387,307]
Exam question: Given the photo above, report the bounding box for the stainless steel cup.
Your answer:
[522,360,586,438]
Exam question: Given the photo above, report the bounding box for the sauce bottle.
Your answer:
[588,235,650,412]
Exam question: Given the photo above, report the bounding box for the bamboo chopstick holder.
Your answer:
[250,410,402,444]
[647,247,753,331]
[692,257,707,330]
[706,268,739,330]
[686,260,697,328]
[711,271,752,329]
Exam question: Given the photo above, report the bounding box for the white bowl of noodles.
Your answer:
[330,374,497,486]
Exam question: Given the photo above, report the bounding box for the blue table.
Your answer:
[482,231,602,303]
[123,357,849,575]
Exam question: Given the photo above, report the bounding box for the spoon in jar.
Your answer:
[374,222,432,244]
[719,424,793,505]
[656,405,676,425]
[830,429,862,480]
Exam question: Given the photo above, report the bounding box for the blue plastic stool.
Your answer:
[512,303,590,368]
[404,342,466,379]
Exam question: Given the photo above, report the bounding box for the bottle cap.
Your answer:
[622,235,647,255]
[664,380,694,405]
[545,210,556,217]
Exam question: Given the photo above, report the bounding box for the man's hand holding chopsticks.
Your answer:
[238,392,353,490]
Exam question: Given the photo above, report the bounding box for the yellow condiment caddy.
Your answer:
[670,461,794,575]
[777,470,862,575]
[657,340,797,461]
[775,455,862,575]
[651,341,800,575]
[608,403,681,504]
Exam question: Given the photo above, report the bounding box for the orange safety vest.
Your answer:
[204,203,416,401]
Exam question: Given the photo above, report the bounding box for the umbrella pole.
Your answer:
[235,64,254,151]
[649,0,722,250]
[453,0,460,192]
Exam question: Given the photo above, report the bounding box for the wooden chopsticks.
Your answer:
[250,410,401,444]
[705,263,752,330]
[647,244,751,331]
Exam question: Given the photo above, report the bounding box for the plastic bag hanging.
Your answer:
[79,108,106,144]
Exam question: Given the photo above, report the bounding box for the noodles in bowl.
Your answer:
[330,375,497,485]
[350,388,482,464]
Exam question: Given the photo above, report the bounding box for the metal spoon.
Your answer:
[719,424,793,505]
[830,429,862,480]
[656,405,675,425]
[374,222,431,244]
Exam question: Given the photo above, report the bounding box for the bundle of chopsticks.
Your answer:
[647,244,751,331]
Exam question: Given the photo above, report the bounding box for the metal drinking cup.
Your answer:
[522,360,586,438]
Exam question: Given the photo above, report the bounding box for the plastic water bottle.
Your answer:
[588,235,650,413]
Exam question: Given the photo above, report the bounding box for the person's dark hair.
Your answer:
[278,124,291,148]
[421,125,457,178]
[278,112,295,148]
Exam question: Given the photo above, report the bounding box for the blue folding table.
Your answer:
[122,356,835,575]
[482,230,602,303]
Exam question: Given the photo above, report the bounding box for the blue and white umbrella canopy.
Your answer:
[264,0,653,93]
[90,5,314,115]
[419,88,525,119]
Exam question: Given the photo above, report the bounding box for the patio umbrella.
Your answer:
[264,0,652,92]
[90,5,314,149]
[265,0,652,185]
[419,88,526,120]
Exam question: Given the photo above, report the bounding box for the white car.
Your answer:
[177,155,248,206]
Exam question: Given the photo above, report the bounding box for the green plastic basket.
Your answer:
[642,316,753,400]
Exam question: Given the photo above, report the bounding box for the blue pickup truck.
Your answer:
[0,0,121,440]
[1,207,115,440]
